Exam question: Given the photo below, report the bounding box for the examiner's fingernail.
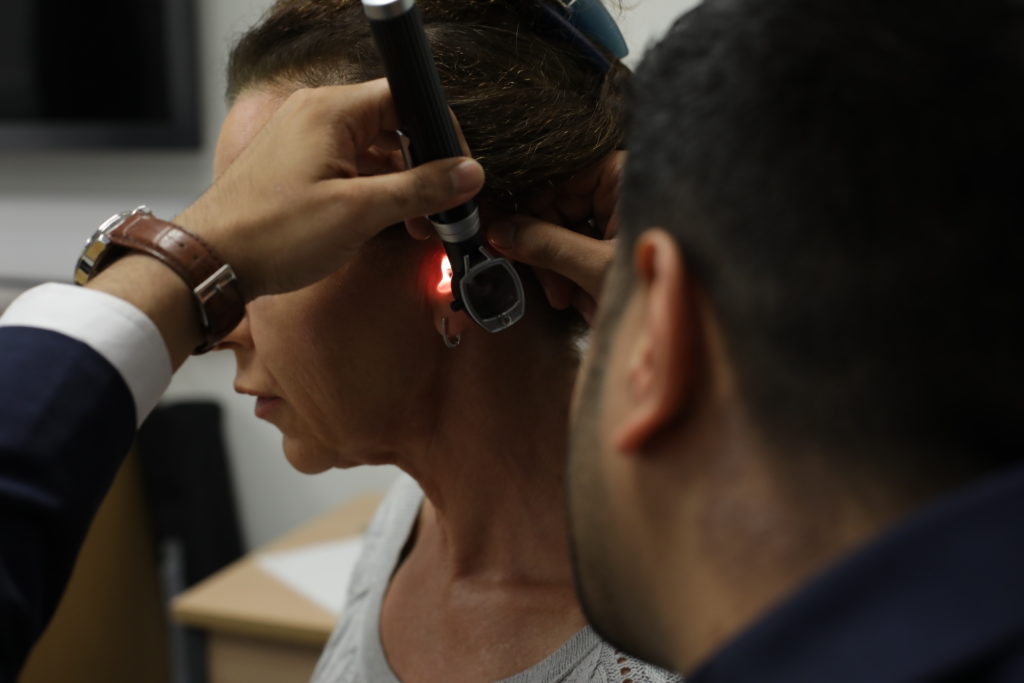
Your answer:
[489,221,515,249]
[450,159,483,194]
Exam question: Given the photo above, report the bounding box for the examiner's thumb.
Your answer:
[333,157,484,234]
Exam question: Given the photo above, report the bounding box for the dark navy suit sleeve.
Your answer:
[0,326,137,678]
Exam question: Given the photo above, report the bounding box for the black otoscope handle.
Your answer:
[364,0,477,229]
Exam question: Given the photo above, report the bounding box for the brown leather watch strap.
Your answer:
[92,212,245,354]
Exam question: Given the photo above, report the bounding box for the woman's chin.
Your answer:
[282,432,401,475]
[281,437,336,475]
[280,436,378,474]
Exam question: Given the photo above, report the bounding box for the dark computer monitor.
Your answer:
[0,0,199,149]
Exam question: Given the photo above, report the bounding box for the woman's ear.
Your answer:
[426,248,471,346]
[432,308,471,348]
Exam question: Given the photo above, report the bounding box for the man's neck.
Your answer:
[656,435,905,673]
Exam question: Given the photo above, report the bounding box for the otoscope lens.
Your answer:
[462,263,519,320]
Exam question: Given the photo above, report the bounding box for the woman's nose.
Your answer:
[214,312,254,351]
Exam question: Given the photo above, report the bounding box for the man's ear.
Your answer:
[613,229,692,454]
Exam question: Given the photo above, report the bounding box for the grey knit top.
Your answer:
[310,474,682,683]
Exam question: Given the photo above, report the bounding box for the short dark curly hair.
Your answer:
[615,0,1024,493]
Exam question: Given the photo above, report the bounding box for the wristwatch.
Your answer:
[74,206,245,354]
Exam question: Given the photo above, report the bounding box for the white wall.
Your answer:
[0,0,265,285]
[619,0,692,67]
[0,0,696,549]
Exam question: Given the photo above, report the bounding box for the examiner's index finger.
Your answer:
[320,79,404,152]
[450,108,473,157]
[325,80,474,163]
[544,151,624,230]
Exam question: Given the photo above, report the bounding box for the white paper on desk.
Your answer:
[256,536,365,615]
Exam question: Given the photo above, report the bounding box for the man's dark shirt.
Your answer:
[692,462,1024,682]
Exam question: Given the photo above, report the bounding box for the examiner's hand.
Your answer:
[487,152,623,325]
[178,79,484,300]
[89,79,484,368]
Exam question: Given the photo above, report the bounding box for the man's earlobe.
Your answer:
[613,230,691,453]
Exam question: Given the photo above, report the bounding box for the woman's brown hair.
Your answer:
[227,0,629,211]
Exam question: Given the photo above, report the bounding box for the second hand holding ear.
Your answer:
[487,152,624,325]
[488,216,615,325]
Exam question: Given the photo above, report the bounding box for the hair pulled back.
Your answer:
[228,0,629,210]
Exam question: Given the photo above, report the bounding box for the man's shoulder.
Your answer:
[944,641,1024,683]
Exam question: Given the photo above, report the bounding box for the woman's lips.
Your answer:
[254,396,282,419]
[236,386,282,419]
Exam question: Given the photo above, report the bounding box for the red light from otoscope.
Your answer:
[437,255,453,295]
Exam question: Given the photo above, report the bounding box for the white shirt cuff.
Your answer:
[0,283,172,427]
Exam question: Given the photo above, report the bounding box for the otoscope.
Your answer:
[362,0,525,333]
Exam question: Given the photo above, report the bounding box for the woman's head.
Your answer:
[217,0,629,473]
[227,0,627,209]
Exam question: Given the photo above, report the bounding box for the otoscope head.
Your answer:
[431,205,525,333]
[442,237,525,333]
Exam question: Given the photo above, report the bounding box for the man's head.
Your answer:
[570,0,1024,671]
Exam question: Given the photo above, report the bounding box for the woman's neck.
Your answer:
[399,330,578,585]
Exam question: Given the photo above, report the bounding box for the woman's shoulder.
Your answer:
[348,472,424,588]
[311,474,424,683]
[579,640,683,683]
[514,625,682,683]
[363,472,424,541]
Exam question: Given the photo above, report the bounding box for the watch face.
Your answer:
[73,208,145,285]
[74,239,110,285]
